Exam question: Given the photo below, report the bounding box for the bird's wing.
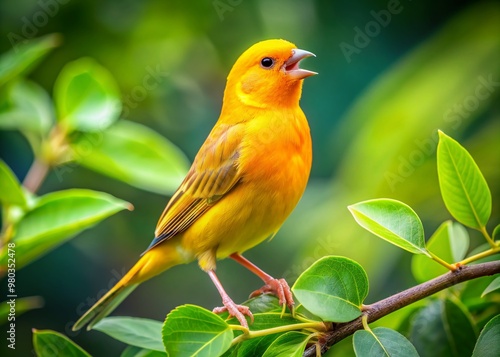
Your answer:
[143,123,244,252]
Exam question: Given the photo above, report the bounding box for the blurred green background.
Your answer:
[0,0,499,355]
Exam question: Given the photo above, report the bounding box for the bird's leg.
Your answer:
[230,253,294,310]
[208,269,253,328]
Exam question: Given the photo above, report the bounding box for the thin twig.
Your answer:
[22,157,49,193]
[303,260,500,357]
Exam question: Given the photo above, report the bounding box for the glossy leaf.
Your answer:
[493,224,500,242]
[221,297,304,357]
[0,159,27,207]
[222,334,278,357]
[162,305,233,357]
[481,277,500,297]
[0,189,132,270]
[241,295,283,314]
[208,295,284,326]
[459,272,500,313]
[72,120,189,194]
[0,79,54,133]
[437,131,491,229]
[94,317,164,352]
[121,346,167,357]
[410,298,477,357]
[412,221,469,282]
[262,332,310,357]
[292,256,368,322]
[32,329,91,357]
[348,199,428,255]
[353,327,419,357]
[0,34,60,86]
[472,314,500,357]
[54,57,121,132]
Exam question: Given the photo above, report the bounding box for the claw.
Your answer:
[229,254,295,311]
[250,278,294,310]
[213,298,254,328]
[207,269,254,328]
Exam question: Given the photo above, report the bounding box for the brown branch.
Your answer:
[23,125,70,194]
[303,260,500,357]
[23,157,49,193]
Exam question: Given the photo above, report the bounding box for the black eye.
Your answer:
[260,57,274,68]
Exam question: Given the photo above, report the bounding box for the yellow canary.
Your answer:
[73,39,315,330]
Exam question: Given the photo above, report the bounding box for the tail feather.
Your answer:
[73,252,149,331]
[73,284,138,331]
[72,240,188,331]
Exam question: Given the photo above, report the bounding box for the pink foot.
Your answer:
[250,278,295,309]
[213,297,254,328]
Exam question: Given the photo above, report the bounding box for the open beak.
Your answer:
[283,49,317,79]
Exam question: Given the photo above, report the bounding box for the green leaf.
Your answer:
[213,294,286,324]
[262,331,310,357]
[0,80,54,133]
[93,317,164,352]
[412,221,469,282]
[481,277,500,297]
[0,159,27,208]
[72,120,189,194]
[292,256,368,322]
[348,199,428,255]
[54,57,121,132]
[460,272,500,313]
[0,189,132,270]
[353,327,419,357]
[472,314,500,357]
[32,329,91,357]
[162,305,233,357]
[219,296,301,328]
[0,34,60,87]
[241,294,283,314]
[409,298,477,357]
[121,346,167,357]
[447,225,470,262]
[437,131,492,229]
[222,334,278,357]
[220,297,305,357]
[0,296,43,322]
[493,224,500,242]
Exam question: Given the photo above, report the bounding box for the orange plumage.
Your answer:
[73,39,316,330]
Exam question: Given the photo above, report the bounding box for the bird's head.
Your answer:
[223,39,316,110]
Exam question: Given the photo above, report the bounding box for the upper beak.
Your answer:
[283,49,317,79]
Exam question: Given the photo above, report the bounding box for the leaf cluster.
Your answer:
[0,35,189,274]
[34,132,498,357]
[1,36,498,357]
[0,36,188,324]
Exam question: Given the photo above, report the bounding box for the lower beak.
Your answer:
[283,49,317,79]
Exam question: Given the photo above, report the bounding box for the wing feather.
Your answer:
[144,123,244,252]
